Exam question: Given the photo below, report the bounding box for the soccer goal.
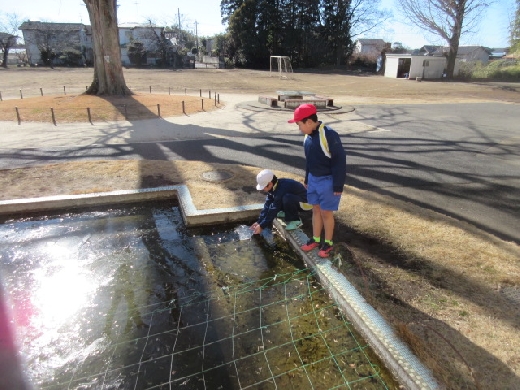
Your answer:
[269,55,293,78]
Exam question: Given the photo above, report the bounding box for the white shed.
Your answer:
[384,54,446,79]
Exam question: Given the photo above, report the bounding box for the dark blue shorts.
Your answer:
[307,174,341,211]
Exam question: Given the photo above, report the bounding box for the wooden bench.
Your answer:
[258,96,278,107]
[314,95,334,107]
[284,99,327,109]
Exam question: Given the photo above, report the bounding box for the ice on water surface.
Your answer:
[234,224,253,240]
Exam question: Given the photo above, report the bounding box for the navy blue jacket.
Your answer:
[257,178,307,229]
[304,123,346,192]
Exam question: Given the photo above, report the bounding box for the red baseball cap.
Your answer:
[287,103,317,123]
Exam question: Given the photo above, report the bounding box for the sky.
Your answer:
[4,0,227,37]
[3,0,513,49]
[377,0,513,49]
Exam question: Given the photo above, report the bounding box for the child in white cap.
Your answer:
[250,169,310,235]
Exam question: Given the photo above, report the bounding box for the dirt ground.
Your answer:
[0,67,519,390]
[1,66,520,104]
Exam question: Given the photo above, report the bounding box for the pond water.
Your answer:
[0,201,393,389]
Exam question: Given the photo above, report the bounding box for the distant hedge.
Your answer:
[458,58,520,80]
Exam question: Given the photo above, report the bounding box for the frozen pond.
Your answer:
[0,201,393,389]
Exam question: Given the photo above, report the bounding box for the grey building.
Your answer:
[19,21,92,66]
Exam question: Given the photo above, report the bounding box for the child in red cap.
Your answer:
[288,104,346,257]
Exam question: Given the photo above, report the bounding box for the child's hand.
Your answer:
[250,222,262,235]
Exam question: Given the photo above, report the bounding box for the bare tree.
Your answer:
[83,0,130,95]
[0,13,22,68]
[396,0,492,78]
[323,0,391,67]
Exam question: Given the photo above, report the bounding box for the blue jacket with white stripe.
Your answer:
[304,122,346,193]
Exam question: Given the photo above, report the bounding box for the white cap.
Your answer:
[256,169,274,190]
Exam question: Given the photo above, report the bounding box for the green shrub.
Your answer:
[457,58,520,80]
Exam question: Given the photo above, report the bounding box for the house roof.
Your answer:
[119,22,148,28]
[357,39,386,45]
[386,53,446,59]
[456,46,492,55]
[414,45,492,57]
[19,21,87,31]
[420,45,443,55]
[119,22,162,29]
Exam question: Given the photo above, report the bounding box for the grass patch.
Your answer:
[458,58,520,80]
[0,93,219,122]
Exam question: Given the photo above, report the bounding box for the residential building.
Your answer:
[354,39,389,57]
[415,45,491,64]
[418,45,444,56]
[118,23,169,66]
[455,46,491,64]
[18,21,173,67]
[19,21,92,66]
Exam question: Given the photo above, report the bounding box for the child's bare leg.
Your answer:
[321,209,335,241]
[312,205,323,239]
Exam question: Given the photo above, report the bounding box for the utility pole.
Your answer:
[178,8,181,30]
[195,20,198,52]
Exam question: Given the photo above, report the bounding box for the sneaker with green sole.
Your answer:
[285,220,302,230]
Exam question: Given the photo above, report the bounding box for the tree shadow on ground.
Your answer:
[299,211,520,389]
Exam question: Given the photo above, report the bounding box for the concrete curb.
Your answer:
[236,100,356,114]
[275,220,440,390]
[0,185,263,226]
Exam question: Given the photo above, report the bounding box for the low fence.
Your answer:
[0,85,221,125]
[0,84,219,100]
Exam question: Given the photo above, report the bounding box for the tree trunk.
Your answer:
[445,1,464,80]
[2,48,8,68]
[446,38,460,80]
[83,0,131,95]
